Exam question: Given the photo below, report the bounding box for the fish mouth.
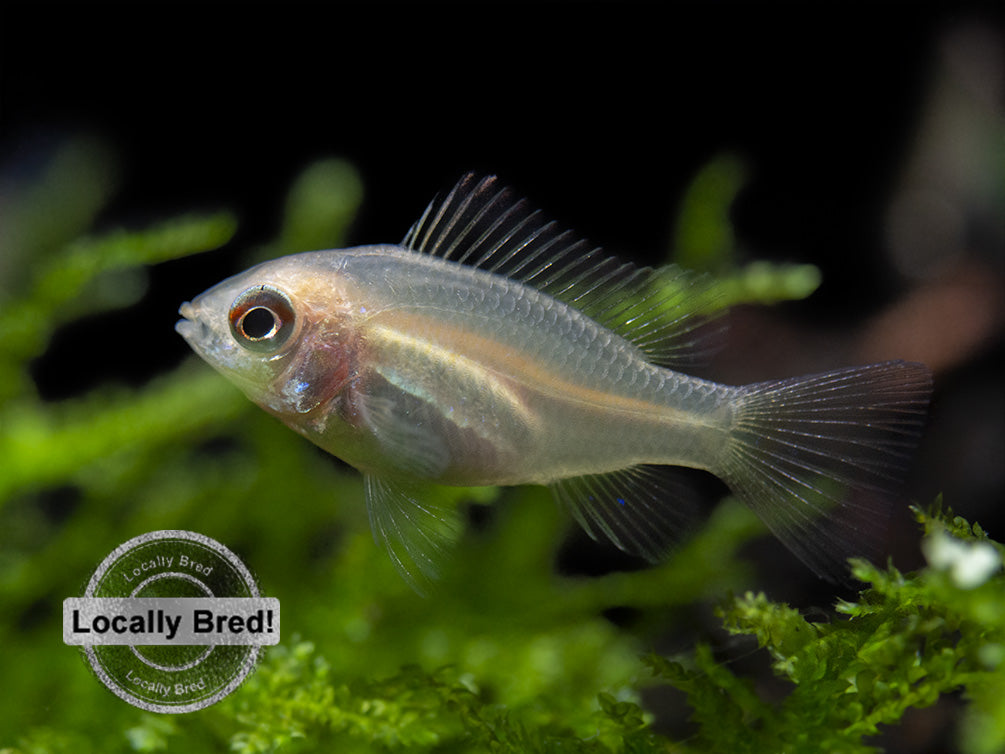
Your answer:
[175,301,207,343]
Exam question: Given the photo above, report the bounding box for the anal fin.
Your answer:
[550,465,700,562]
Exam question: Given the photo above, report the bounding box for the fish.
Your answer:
[176,173,933,591]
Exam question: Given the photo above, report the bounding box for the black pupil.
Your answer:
[242,307,278,339]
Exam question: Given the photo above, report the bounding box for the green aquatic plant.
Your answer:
[1,143,998,753]
[55,502,1002,754]
[647,500,1005,754]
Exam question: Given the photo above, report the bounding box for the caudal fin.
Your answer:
[720,361,933,581]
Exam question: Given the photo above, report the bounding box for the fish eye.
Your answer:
[229,285,296,353]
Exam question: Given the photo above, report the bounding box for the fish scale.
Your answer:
[344,250,729,479]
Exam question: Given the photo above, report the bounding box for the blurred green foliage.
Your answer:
[1,142,1000,753]
[672,154,821,308]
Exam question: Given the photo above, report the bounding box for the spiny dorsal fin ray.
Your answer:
[403,173,722,370]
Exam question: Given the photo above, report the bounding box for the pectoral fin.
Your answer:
[363,474,461,594]
[356,390,451,479]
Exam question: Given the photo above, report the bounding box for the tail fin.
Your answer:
[720,361,933,581]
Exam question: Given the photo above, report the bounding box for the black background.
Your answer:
[1,4,961,376]
[3,3,963,278]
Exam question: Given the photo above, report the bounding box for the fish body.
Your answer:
[177,174,932,589]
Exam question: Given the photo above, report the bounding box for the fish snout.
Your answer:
[175,301,209,343]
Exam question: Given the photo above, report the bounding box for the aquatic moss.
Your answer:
[646,501,1005,754]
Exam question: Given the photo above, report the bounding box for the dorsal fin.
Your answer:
[402,173,722,369]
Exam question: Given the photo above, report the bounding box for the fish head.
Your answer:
[176,254,358,417]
